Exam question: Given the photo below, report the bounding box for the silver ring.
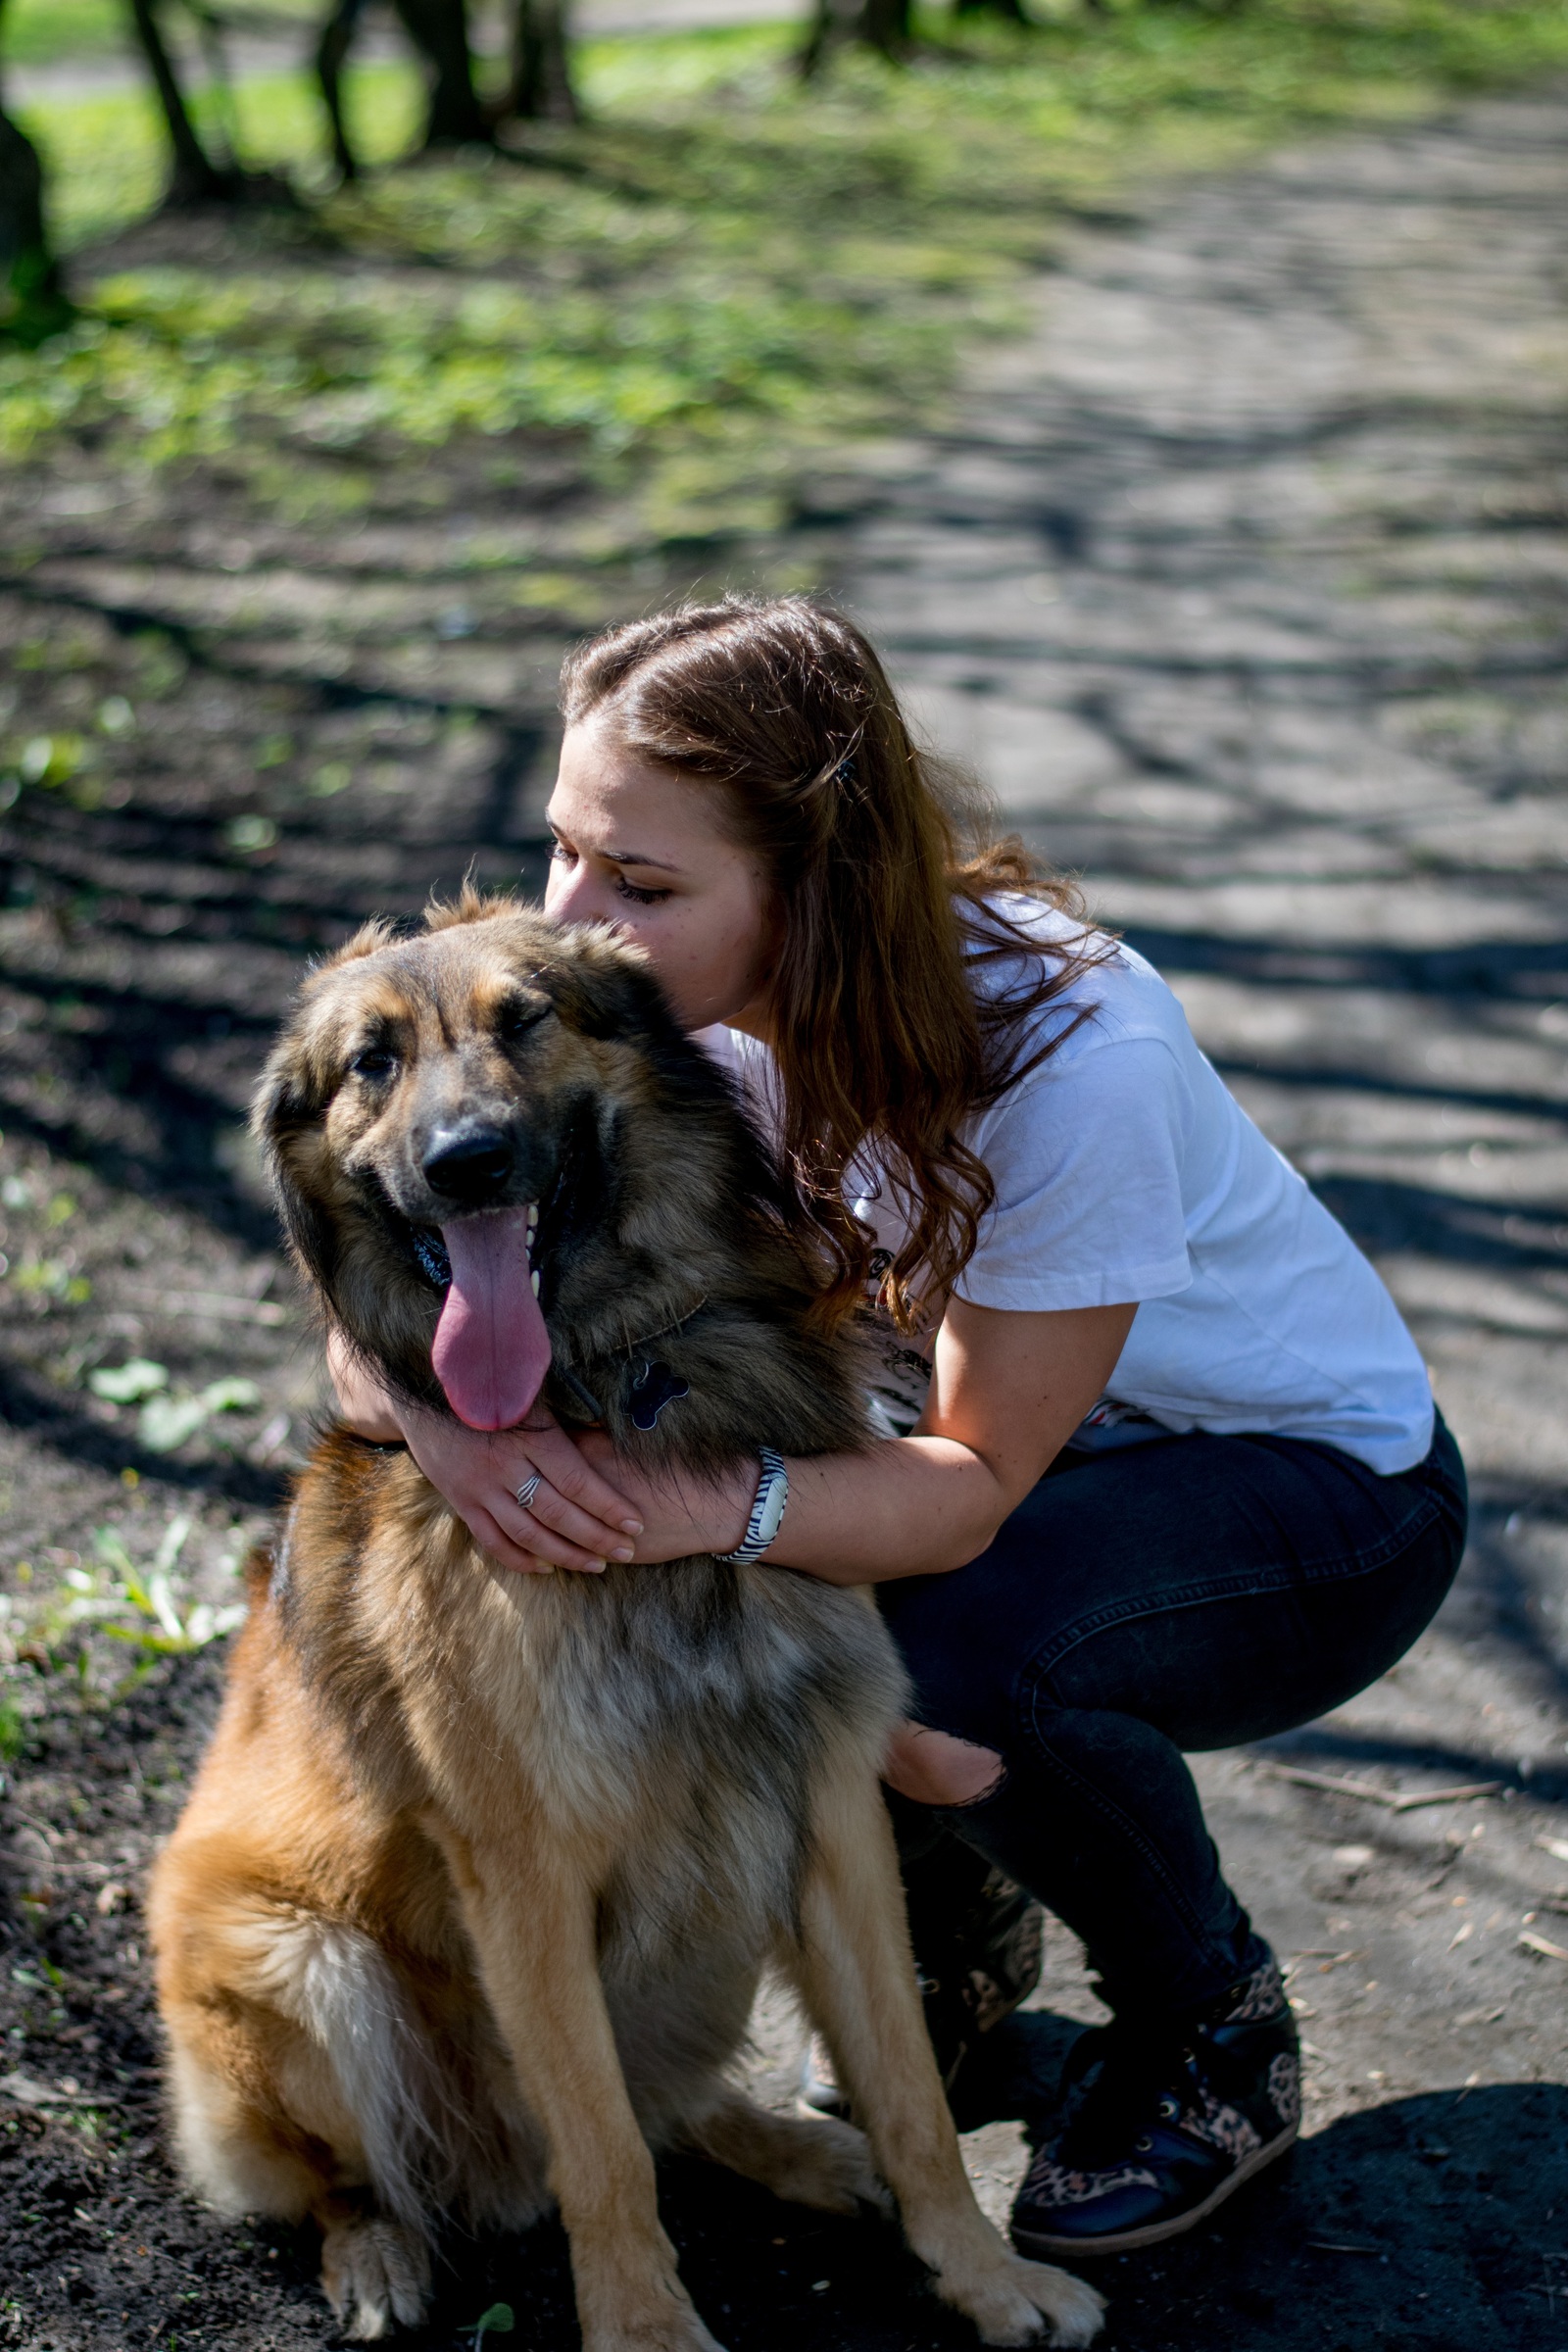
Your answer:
[514,1473,543,1512]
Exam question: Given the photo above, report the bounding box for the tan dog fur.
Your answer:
[148,899,1103,2351]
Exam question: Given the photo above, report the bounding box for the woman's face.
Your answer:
[544,713,780,1037]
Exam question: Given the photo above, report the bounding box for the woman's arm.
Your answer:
[581,1296,1138,1584]
[329,1298,1135,1583]
[784,1295,1136,1581]
[327,1331,406,1442]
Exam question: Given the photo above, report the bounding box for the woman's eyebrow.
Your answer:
[603,848,684,873]
[547,819,684,875]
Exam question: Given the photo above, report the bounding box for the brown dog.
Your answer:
[148,896,1103,2350]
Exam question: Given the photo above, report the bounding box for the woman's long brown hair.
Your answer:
[559,596,1113,1333]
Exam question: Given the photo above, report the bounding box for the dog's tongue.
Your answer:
[431,1207,549,1431]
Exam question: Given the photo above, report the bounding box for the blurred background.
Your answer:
[1,4,1567,2346]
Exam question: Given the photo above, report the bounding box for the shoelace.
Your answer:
[1054,2023,1194,2169]
[1052,1992,1292,2171]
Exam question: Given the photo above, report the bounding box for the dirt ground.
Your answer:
[3,82,1568,2352]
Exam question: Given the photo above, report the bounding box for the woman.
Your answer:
[331,596,1466,2259]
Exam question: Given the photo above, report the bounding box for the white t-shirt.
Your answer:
[701,896,1434,1477]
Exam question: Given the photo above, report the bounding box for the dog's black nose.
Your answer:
[422,1126,515,1208]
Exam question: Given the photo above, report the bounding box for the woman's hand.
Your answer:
[574,1430,756,1563]
[326,1333,405,1442]
[326,1328,644,1576]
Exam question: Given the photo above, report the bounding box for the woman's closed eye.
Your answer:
[549,838,669,907]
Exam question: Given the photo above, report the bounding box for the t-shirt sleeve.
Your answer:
[953,1033,1196,1312]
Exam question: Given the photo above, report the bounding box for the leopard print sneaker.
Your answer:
[1010,1954,1300,2259]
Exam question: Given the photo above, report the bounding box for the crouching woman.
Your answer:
[331,596,1466,2258]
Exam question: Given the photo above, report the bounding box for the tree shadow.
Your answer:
[1120,924,1568,1006]
[1081,2081,1568,2351]
[0,1346,289,1507]
[0,658,555,1248]
[1251,1722,1568,1805]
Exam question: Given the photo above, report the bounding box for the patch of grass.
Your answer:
[2,0,129,69]
[19,64,428,251]
[0,1691,24,1762]
[1,0,323,70]
[8,2,1568,549]
[0,1519,249,1699]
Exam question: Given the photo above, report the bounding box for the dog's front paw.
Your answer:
[1007,2255,1105,2348]
[940,2251,1104,2348]
[320,2214,431,2340]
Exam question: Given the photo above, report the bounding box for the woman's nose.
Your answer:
[546,866,603,923]
[547,868,629,942]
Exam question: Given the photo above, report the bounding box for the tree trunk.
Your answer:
[317,0,369,180]
[125,0,237,204]
[185,0,242,169]
[800,0,911,75]
[391,0,490,148]
[863,0,913,52]
[506,0,577,125]
[0,30,72,345]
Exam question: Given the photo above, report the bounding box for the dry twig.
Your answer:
[1259,1762,1502,1812]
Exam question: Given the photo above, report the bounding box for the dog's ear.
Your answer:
[250,1023,342,1297]
[540,928,672,1045]
[252,1000,346,1152]
[423,882,514,933]
[251,921,397,1151]
[334,916,402,964]
[270,1155,340,1301]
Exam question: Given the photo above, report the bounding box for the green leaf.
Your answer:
[88,1357,168,1403]
[225,813,277,855]
[153,1515,192,1575]
[473,2307,514,2343]
[145,1570,186,1641]
[0,1697,24,1763]
[18,733,83,788]
[103,1624,188,1655]
[137,1394,210,1453]
[92,1526,136,1579]
[199,1377,262,1414]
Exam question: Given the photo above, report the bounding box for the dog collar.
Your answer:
[412,1228,451,1288]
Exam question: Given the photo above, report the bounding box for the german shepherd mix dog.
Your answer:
[149,898,1103,2352]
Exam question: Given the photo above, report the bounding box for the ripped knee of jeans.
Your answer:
[882,1721,1006,1809]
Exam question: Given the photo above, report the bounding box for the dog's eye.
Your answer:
[352,1046,397,1080]
[497,1000,549,1040]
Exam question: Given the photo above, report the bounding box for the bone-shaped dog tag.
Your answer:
[628,1359,690,1432]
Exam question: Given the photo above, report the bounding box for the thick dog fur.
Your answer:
[149,898,1103,2351]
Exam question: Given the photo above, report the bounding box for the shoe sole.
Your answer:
[1010,2118,1298,2260]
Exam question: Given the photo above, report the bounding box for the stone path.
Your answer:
[822,86,1568,2347]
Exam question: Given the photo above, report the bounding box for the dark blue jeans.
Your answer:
[877,1415,1467,2020]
